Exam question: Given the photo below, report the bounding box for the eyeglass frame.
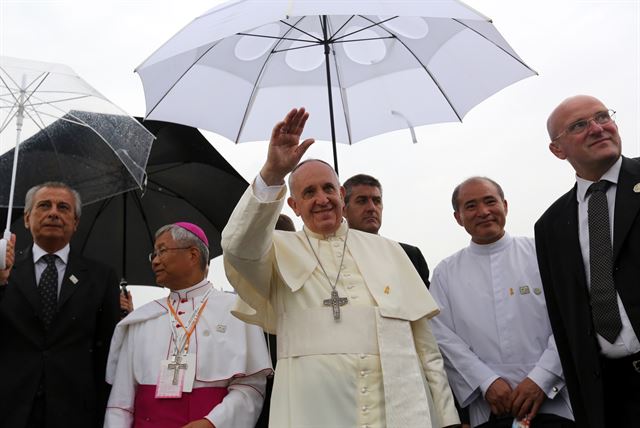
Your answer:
[551,109,616,141]
[148,247,192,262]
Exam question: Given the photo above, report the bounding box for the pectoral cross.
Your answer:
[167,354,188,385]
[323,290,348,321]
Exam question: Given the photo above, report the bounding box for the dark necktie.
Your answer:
[38,254,59,328]
[588,180,622,343]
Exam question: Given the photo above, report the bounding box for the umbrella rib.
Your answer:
[330,15,356,41]
[326,16,353,146]
[17,72,51,110]
[452,18,537,73]
[21,93,93,107]
[146,179,220,237]
[78,198,113,254]
[331,16,398,43]
[234,17,304,143]
[0,107,18,134]
[359,15,463,121]
[131,190,156,256]
[279,18,322,42]
[331,36,395,44]
[145,40,223,118]
[0,73,21,105]
[272,42,324,54]
[237,32,317,44]
[22,102,49,131]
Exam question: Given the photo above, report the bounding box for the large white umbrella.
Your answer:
[136,0,536,172]
[0,56,155,267]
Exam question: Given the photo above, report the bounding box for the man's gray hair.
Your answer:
[155,224,209,271]
[451,176,505,211]
[287,159,339,194]
[343,174,383,204]
[24,181,82,218]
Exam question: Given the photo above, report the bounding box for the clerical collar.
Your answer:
[32,243,70,265]
[575,156,622,203]
[468,232,512,255]
[303,220,348,240]
[169,278,211,300]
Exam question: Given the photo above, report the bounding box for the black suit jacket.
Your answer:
[534,156,640,428]
[0,247,120,428]
[399,242,430,288]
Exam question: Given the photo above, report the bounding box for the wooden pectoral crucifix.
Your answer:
[167,354,188,385]
[323,289,348,321]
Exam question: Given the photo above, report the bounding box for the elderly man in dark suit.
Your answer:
[342,173,431,287]
[535,95,640,428]
[0,181,120,428]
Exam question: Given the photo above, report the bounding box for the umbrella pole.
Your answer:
[0,82,26,269]
[122,192,127,279]
[322,15,339,175]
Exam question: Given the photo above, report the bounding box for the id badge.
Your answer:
[155,359,186,399]
[182,353,196,393]
[512,418,531,428]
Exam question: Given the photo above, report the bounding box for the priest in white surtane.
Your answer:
[222,108,460,428]
[429,178,574,428]
[104,222,272,428]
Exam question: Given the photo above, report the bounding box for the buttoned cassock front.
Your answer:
[222,183,460,428]
[429,234,573,427]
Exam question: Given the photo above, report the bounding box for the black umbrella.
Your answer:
[0,110,152,209]
[5,119,248,286]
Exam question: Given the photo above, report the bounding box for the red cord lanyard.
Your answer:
[167,287,212,355]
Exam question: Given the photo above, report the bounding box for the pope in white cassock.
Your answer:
[429,178,574,428]
[221,108,460,428]
[104,222,272,428]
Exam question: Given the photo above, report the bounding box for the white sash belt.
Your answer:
[278,306,436,428]
[377,311,435,427]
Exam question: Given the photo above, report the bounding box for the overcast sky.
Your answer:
[1,0,638,304]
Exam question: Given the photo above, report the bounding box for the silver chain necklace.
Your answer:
[303,227,349,321]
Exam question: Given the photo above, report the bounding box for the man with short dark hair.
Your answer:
[105,222,272,428]
[430,177,573,428]
[222,108,459,428]
[0,181,120,427]
[343,173,431,287]
[536,95,640,428]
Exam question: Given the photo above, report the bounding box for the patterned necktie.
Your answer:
[588,180,622,343]
[38,254,59,328]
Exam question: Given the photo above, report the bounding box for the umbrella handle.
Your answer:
[0,230,11,270]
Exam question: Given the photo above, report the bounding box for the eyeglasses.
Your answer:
[148,247,191,262]
[552,109,616,141]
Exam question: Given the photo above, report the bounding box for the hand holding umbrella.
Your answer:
[0,233,15,283]
[260,107,315,186]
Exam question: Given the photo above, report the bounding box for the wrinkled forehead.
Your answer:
[34,187,75,205]
[290,160,339,194]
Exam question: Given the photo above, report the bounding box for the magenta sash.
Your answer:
[133,385,228,428]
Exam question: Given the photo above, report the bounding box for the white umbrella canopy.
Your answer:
[137,0,536,171]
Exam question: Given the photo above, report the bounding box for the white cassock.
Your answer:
[104,280,272,428]
[429,233,574,427]
[221,180,460,428]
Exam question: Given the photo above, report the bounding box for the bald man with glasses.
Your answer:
[535,95,640,428]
